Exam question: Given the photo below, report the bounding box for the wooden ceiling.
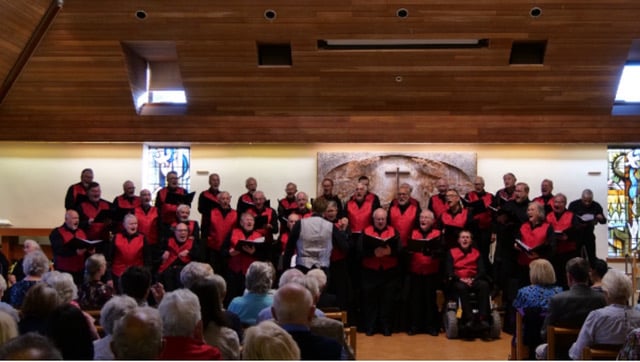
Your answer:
[1,0,640,143]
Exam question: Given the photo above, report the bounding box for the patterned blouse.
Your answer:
[78,280,114,310]
[619,327,640,360]
[513,284,563,311]
[7,280,39,308]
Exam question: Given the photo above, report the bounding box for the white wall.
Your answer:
[0,142,609,258]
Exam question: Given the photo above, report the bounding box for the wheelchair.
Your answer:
[442,290,502,340]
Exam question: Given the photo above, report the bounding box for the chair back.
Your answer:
[581,344,622,360]
[546,325,580,360]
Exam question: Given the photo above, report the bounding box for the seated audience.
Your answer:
[257,273,326,323]
[589,258,608,293]
[568,269,640,359]
[0,275,19,323]
[210,274,244,342]
[536,257,607,359]
[271,283,342,360]
[307,268,337,310]
[44,303,95,359]
[7,250,49,308]
[180,261,214,289]
[93,295,138,360]
[78,253,114,310]
[0,332,63,360]
[158,288,222,360]
[7,239,41,286]
[191,279,241,360]
[618,327,640,360]
[18,283,61,335]
[228,261,274,326]
[111,306,163,360]
[513,259,562,359]
[0,310,18,346]
[120,266,152,306]
[243,320,301,360]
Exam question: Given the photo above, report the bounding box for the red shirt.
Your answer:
[160,336,221,360]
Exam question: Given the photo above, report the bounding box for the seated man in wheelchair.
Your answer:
[445,230,492,331]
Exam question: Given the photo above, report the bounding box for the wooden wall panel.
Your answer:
[1,0,640,142]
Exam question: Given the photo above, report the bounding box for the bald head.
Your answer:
[271,283,314,326]
[64,210,80,230]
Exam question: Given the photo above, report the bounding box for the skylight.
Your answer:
[615,64,640,103]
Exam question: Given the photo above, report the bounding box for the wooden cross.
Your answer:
[385,167,411,193]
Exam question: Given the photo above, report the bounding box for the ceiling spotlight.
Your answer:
[396,8,409,18]
[264,9,277,21]
[530,7,542,18]
[135,10,147,20]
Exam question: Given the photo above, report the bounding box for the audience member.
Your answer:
[307,268,336,309]
[513,259,562,359]
[210,273,244,342]
[93,295,137,360]
[158,288,221,360]
[0,310,18,346]
[536,257,607,359]
[180,261,214,289]
[243,320,301,360]
[569,269,640,359]
[120,265,153,306]
[191,279,240,360]
[271,283,342,360]
[589,257,609,292]
[78,253,114,310]
[0,332,63,360]
[7,250,49,308]
[44,303,95,359]
[111,306,163,360]
[0,275,19,323]
[228,261,274,326]
[618,327,640,360]
[18,283,60,334]
[7,239,41,285]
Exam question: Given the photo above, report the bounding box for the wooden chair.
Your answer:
[345,326,357,359]
[546,325,580,360]
[325,310,347,325]
[581,344,622,360]
[511,311,529,360]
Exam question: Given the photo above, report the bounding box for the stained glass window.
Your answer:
[142,145,191,203]
[607,147,640,257]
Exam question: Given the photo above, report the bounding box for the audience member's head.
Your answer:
[0,275,7,301]
[245,261,273,295]
[565,257,591,285]
[0,310,18,346]
[20,283,61,319]
[0,280,18,323]
[210,274,228,305]
[158,288,202,338]
[307,268,328,292]
[602,269,634,305]
[271,283,315,326]
[290,275,320,304]
[278,268,304,288]
[242,320,301,360]
[100,295,138,336]
[111,307,163,360]
[84,253,107,282]
[22,239,41,256]
[190,279,228,330]
[179,261,214,289]
[44,304,94,360]
[42,271,77,304]
[0,332,62,360]
[23,250,49,278]
[590,258,609,283]
[529,259,557,286]
[120,266,152,304]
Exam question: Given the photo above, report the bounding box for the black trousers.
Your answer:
[452,278,490,320]
[361,267,399,332]
[408,273,441,332]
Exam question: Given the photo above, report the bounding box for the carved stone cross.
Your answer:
[385,167,411,193]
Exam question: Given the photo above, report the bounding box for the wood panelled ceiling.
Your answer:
[1,0,640,143]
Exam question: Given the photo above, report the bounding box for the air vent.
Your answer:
[317,39,489,50]
[509,40,547,65]
[257,43,292,66]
